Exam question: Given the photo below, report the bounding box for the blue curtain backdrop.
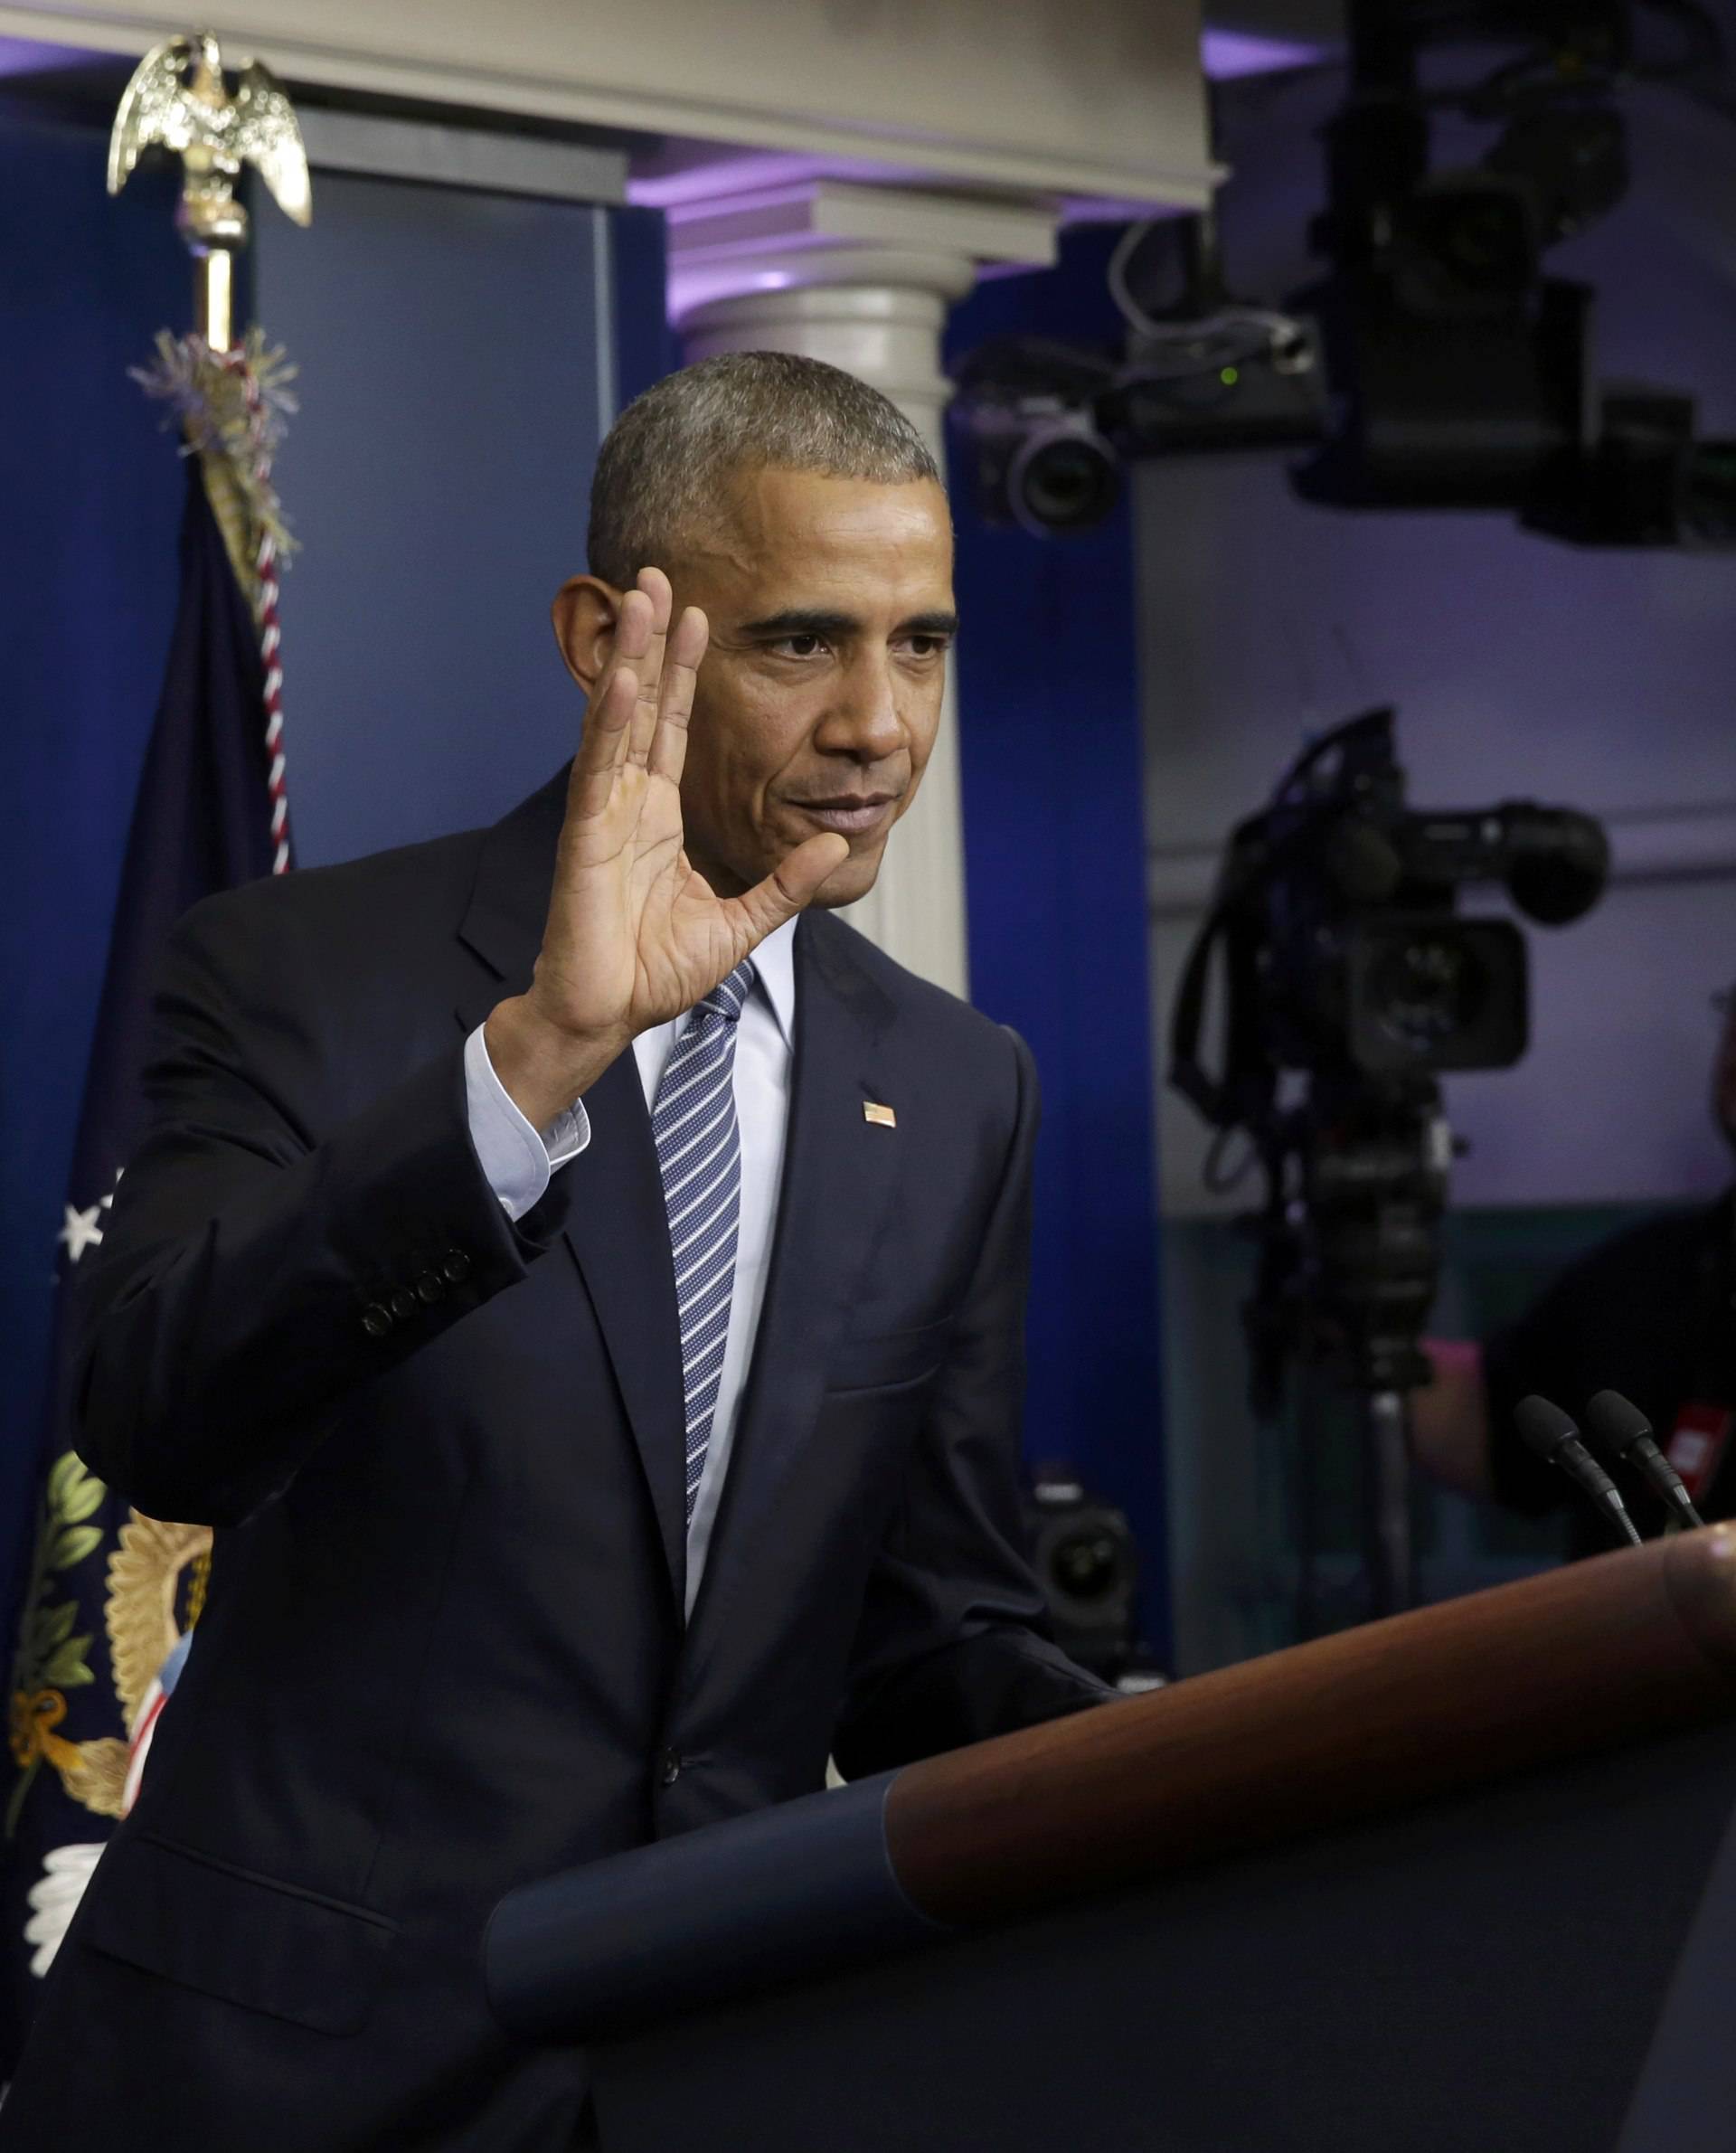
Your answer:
[0,107,189,1618]
[947,228,1171,1657]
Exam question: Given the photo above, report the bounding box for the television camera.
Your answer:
[1167,711,1609,1612]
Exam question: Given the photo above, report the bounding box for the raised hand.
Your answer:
[484,568,848,1129]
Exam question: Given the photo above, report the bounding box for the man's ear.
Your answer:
[551,574,622,691]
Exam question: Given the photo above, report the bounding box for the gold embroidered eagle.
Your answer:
[107,31,311,230]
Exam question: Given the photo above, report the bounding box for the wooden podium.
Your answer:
[486,1529,1736,2152]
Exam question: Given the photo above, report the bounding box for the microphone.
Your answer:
[1513,1395,1644,1547]
[1583,1390,1705,1532]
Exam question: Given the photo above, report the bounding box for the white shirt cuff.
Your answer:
[463,1023,591,1222]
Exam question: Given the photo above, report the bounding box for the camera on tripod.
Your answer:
[1168,711,1609,1613]
[1170,710,1609,1403]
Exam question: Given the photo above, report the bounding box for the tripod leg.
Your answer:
[1364,1388,1417,1615]
[1293,1366,1323,1643]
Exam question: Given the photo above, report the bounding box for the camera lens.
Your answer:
[1011,427,1121,534]
[1396,180,1538,317]
[1367,931,1489,1053]
[1437,198,1530,290]
[1348,917,1529,1074]
[1050,1527,1123,1602]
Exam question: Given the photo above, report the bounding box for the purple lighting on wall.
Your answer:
[0,36,98,76]
[629,152,927,213]
[1201,28,1322,80]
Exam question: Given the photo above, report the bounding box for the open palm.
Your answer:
[486,569,846,1128]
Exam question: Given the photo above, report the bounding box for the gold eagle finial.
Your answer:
[108,30,312,241]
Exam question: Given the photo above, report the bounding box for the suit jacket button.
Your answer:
[657,1749,683,1788]
[415,1272,445,1305]
[441,1249,472,1285]
[362,1303,392,1338]
[389,1288,417,1322]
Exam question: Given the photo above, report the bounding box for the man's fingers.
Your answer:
[732,835,851,941]
[603,584,654,678]
[627,569,673,766]
[568,663,638,819]
[646,606,708,787]
[571,581,655,789]
[583,585,652,737]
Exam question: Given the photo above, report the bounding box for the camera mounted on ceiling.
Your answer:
[951,0,1735,547]
[1294,0,1735,542]
[952,216,1328,537]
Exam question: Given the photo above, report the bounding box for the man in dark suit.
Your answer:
[4,353,1108,2148]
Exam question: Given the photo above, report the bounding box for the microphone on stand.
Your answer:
[1583,1390,1705,1532]
[1513,1394,1645,1548]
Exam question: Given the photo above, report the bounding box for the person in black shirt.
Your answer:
[1411,984,1736,1554]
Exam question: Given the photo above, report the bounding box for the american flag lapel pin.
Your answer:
[863,1100,896,1128]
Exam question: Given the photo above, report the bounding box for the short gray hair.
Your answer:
[587,351,941,588]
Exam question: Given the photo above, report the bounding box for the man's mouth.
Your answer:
[788,793,899,838]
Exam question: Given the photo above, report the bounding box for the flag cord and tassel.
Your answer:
[223,345,291,873]
[131,326,301,872]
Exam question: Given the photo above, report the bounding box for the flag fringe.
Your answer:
[131,329,298,613]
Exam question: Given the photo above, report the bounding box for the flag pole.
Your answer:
[181,146,246,355]
[108,29,310,873]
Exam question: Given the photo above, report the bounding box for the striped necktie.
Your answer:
[651,960,755,1525]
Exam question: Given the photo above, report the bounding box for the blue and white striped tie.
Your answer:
[652,960,755,1524]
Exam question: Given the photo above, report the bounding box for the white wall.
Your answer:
[1142,75,1736,1219]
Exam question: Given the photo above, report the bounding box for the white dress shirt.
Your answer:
[462,918,797,1613]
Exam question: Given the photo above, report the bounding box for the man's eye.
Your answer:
[903,635,949,658]
[771,634,826,658]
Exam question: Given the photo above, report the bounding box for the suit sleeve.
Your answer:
[831,1026,1115,1779]
[72,894,571,1528]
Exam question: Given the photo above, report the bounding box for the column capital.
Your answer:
[665,176,1060,326]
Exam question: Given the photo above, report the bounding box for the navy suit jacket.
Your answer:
[5,768,1106,2152]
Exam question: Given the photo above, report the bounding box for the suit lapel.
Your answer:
[685,911,901,1648]
[455,767,687,1609]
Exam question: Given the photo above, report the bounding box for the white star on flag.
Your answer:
[59,1204,106,1264]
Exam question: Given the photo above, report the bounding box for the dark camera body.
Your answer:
[1212,711,1607,1090]
[1024,1467,1155,1685]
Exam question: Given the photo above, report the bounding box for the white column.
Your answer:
[666,183,1059,1000]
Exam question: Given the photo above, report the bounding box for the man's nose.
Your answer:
[814,657,905,763]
